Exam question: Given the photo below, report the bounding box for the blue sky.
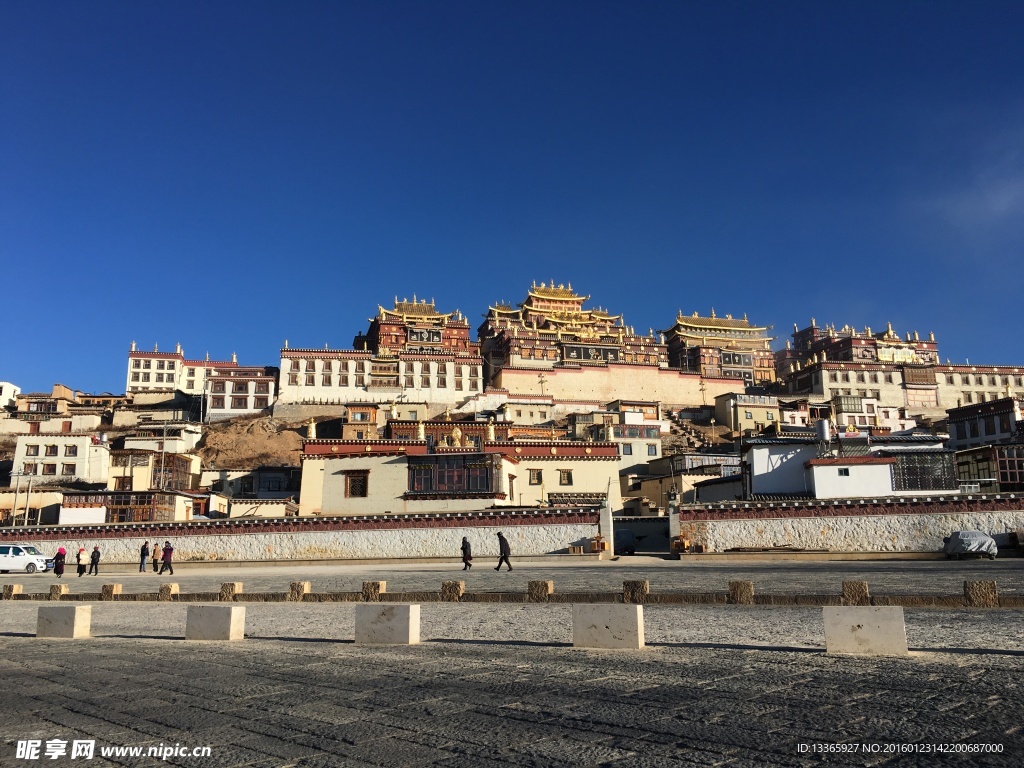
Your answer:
[3,1,1023,394]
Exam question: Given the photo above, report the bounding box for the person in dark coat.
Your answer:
[139,541,150,573]
[76,547,87,577]
[88,545,101,576]
[495,532,512,571]
[52,547,66,578]
[159,541,174,575]
[461,537,473,570]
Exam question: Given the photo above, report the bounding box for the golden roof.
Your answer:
[379,296,458,322]
[526,280,589,301]
[667,310,769,333]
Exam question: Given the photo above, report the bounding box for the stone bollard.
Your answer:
[572,604,645,650]
[842,581,871,606]
[2,584,23,600]
[185,605,246,641]
[158,583,179,602]
[37,606,92,639]
[822,607,909,656]
[964,581,998,608]
[729,581,754,605]
[288,581,311,602]
[49,584,68,601]
[528,580,554,603]
[100,584,122,601]
[623,580,650,604]
[440,581,465,602]
[362,581,386,602]
[354,604,420,645]
[219,582,243,602]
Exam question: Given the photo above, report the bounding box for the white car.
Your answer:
[0,544,52,574]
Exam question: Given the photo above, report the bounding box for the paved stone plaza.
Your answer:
[1,560,1022,766]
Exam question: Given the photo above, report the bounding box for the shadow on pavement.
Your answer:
[655,641,822,654]
[910,646,1024,657]
[431,638,572,648]
[244,635,354,644]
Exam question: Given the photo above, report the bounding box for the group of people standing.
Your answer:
[50,541,174,577]
[460,532,513,572]
[139,541,175,575]
[51,546,101,578]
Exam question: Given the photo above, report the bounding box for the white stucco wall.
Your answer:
[806,464,894,499]
[495,366,738,407]
[749,444,816,495]
[678,509,1024,553]
[278,355,482,408]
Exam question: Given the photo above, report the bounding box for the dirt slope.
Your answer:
[197,416,307,469]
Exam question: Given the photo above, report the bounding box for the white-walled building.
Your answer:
[123,423,203,453]
[0,381,20,409]
[205,366,278,421]
[126,342,244,396]
[299,439,622,516]
[11,434,110,485]
[277,299,484,412]
[739,434,956,500]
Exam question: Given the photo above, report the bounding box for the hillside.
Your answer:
[196,416,307,469]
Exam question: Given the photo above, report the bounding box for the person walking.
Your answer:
[52,547,66,579]
[152,543,160,573]
[461,537,473,570]
[88,545,100,576]
[139,541,150,573]
[495,532,512,571]
[76,547,87,577]
[159,541,174,575]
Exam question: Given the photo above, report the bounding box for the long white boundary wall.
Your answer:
[15,522,599,564]
[677,510,1024,552]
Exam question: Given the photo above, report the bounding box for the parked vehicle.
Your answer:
[614,529,638,556]
[943,531,998,560]
[0,544,52,573]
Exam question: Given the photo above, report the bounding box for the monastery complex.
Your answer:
[3,279,1024,556]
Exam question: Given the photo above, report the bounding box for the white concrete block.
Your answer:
[354,604,420,645]
[185,605,246,641]
[572,604,645,650]
[37,606,91,639]
[823,607,908,656]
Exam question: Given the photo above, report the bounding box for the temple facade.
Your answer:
[478,282,741,406]
[277,298,484,411]
[478,281,667,382]
[661,309,775,385]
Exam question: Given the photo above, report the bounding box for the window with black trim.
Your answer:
[345,471,369,498]
[529,469,542,485]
